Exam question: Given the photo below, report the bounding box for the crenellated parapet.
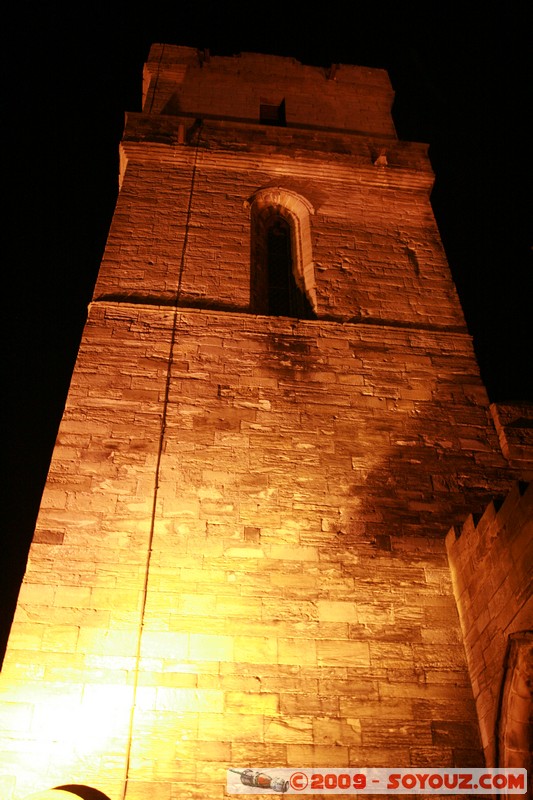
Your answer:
[446,481,533,767]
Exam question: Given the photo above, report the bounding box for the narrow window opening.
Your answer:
[266,216,312,318]
[260,99,286,126]
[267,217,292,316]
[247,187,318,319]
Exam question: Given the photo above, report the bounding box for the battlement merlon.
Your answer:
[142,43,397,138]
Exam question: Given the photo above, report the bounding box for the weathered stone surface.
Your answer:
[0,43,529,800]
[446,483,533,766]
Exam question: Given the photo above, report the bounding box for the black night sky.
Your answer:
[2,2,532,655]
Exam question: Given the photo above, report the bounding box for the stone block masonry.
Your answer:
[446,482,533,768]
[0,300,512,797]
[96,124,464,332]
[143,45,397,137]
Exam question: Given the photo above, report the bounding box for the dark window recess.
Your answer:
[266,217,313,319]
[260,99,286,126]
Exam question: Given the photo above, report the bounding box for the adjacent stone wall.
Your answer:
[446,481,533,765]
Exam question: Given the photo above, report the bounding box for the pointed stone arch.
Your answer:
[23,788,112,800]
[245,187,317,317]
[22,794,77,800]
[497,632,533,791]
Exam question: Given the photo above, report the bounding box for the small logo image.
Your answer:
[289,771,309,791]
[229,768,289,793]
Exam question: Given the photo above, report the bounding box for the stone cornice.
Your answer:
[121,113,435,192]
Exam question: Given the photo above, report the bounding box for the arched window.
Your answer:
[246,187,317,319]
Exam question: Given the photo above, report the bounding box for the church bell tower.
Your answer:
[0,44,528,800]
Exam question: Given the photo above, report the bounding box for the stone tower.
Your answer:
[0,45,531,800]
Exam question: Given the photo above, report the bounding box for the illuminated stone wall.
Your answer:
[446,482,533,766]
[0,45,520,800]
[142,46,396,136]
